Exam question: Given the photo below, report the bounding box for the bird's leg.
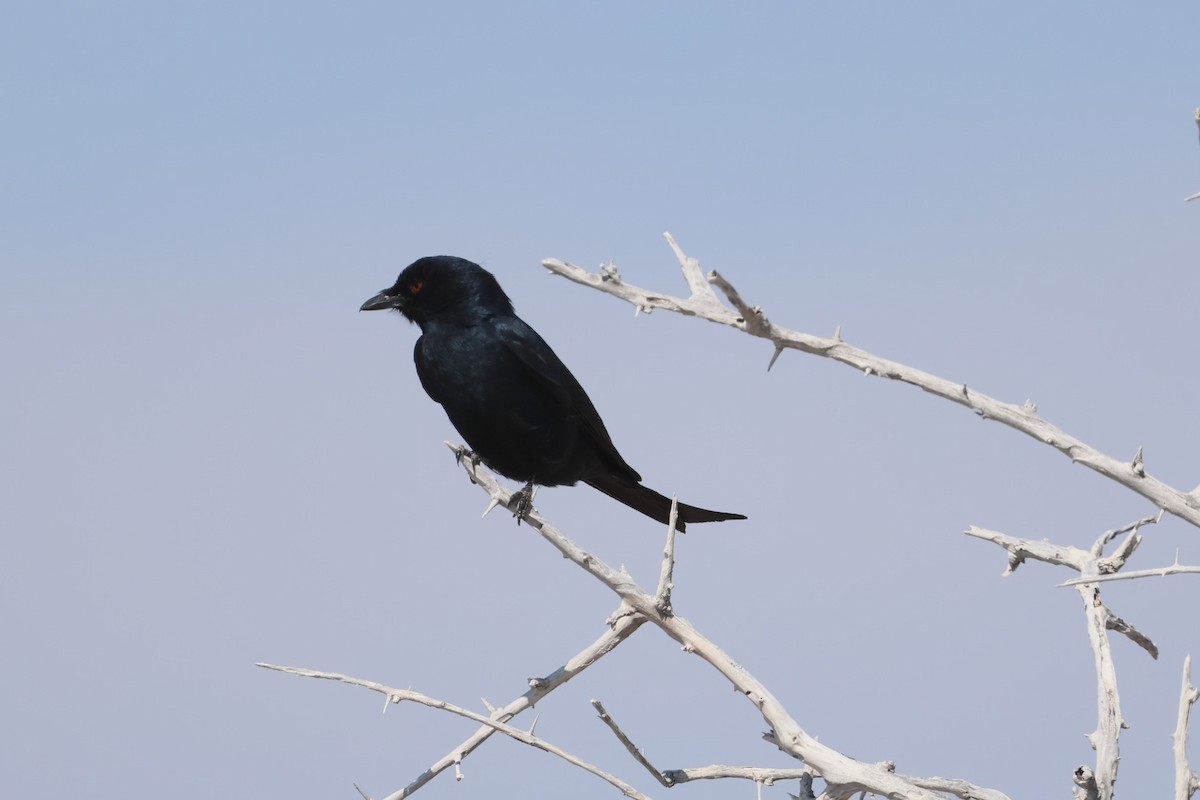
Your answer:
[510,479,537,524]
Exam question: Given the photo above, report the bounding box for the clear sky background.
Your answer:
[3,3,1199,798]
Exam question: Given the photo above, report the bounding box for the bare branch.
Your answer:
[545,237,1200,529]
[663,763,815,786]
[1062,563,1200,587]
[592,699,1010,799]
[663,231,721,303]
[1078,588,1123,800]
[1176,655,1200,800]
[257,663,652,800]
[964,526,1091,574]
[709,269,772,337]
[1106,612,1159,659]
[902,775,1014,800]
[591,700,672,787]
[383,602,645,799]
[655,498,679,615]
[1092,512,1161,556]
[967,522,1158,799]
[453,452,979,800]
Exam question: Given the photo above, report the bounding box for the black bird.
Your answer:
[361,255,746,532]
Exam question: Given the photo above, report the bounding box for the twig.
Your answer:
[966,524,1149,800]
[655,498,678,615]
[256,663,652,800]
[901,775,1013,800]
[664,231,720,303]
[1176,655,1200,800]
[1093,511,1160,555]
[381,602,645,799]
[1081,591,1123,800]
[662,764,815,787]
[1105,613,1159,659]
[543,236,1200,529]
[592,700,671,787]
[964,527,1091,575]
[592,696,1011,799]
[1062,562,1200,586]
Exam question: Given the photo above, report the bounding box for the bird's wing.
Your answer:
[493,316,641,482]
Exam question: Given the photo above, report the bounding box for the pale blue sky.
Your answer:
[3,3,1199,798]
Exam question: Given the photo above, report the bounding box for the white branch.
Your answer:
[1062,563,1200,587]
[654,498,678,615]
[964,526,1092,574]
[966,524,1152,799]
[901,775,1013,800]
[663,763,815,787]
[257,663,652,800]
[1176,655,1200,800]
[664,231,721,303]
[591,699,671,787]
[544,236,1200,529]
[1081,587,1127,799]
[453,451,1000,800]
[592,700,1007,799]
[377,602,645,799]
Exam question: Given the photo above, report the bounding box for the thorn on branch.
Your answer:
[1131,446,1145,477]
[767,344,785,372]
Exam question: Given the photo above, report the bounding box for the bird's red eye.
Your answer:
[410,280,423,294]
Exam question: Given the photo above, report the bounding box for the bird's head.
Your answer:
[360,255,514,327]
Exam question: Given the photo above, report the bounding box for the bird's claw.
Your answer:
[510,480,536,525]
[452,445,481,468]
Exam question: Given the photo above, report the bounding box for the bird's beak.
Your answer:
[360,290,403,312]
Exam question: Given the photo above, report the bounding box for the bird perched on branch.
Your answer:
[361,255,746,532]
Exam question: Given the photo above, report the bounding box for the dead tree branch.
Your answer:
[965,517,1166,800]
[381,603,644,799]
[452,452,1006,800]
[543,236,1200,529]
[257,663,651,800]
[1176,655,1200,800]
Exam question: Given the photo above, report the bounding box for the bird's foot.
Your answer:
[451,445,481,468]
[452,446,483,484]
[510,480,537,525]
